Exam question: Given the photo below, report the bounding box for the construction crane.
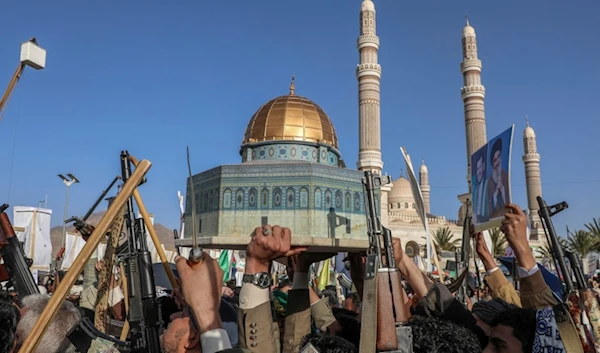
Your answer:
[0,38,46,122]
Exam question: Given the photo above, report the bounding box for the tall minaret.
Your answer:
[419,160,431,214]
[461,18,487,194]
[522,118,544,243]
[356,0,383,174]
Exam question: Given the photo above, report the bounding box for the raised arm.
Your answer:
[500,204,556,309]
[475,232,522,306]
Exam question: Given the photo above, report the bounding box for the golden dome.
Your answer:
[242,78,338,149]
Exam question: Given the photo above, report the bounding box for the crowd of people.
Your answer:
[0,203,594,353]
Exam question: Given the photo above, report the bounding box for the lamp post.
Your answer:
[58,174,80,250]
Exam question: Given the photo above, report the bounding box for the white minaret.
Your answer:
[461,18,487,194]
[419,160,431,214]
[458,18,488,221]
[356,0,383,174]
[522,118,544,244]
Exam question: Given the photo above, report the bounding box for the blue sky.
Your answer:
[0,0,598,236]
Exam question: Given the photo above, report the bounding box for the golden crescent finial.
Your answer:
[290,74,296,95]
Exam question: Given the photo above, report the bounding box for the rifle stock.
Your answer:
[0,204,39,297]
[361,171,413,353]
[377,270,398,350]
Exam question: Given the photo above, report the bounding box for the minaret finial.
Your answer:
[525,115,530,127]
[289,74,295,95]
[421,158,425,165]
[465,13,469,26]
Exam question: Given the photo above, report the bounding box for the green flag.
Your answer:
[218,250,232,281]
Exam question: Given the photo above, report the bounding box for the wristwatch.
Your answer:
[243,272,272,289]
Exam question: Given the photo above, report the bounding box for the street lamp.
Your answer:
[58,173,80,250]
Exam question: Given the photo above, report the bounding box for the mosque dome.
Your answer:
[388,176,416,205]
[242,78,338,149]
[361,0,375,12]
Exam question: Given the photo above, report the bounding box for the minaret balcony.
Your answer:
[460,59,482,73]
[357,35,379,50]
[460,85,485,99]
[356,63,382,78]
[522,153,540,162]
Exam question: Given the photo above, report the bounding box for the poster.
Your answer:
[471,125,514,232]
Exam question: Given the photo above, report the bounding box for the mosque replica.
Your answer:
[177,0,547,261]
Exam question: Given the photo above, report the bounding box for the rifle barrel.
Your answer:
[82,175,121,221]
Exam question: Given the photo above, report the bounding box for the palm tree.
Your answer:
[566,227,598,258]
[426,227,461,253]
[488,227,508,258]
[585,218,600,237]
[537,241,554,260]
[585,218,600,252]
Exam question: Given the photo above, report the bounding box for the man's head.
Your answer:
[0,297,20,353]
[16,294,81,353]
[160,311,201,353]
[491,138,503,174]
[475,148,487,183]
[410,315,481,353]
[344,292,361,314]
[471,298,518,336]
[321,289,339,308]
[483,307,536,353]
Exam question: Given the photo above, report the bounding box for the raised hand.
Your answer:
[475,232,497,271]
[500,203,535,270]
[175,253,223,334]
[246,225,307,274]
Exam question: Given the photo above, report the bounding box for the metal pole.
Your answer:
[61,185,70,249]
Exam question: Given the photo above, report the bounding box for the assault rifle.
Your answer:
[538,196,598,352]
[120,150,162,353]
[68,153,161,353]
[0,203,39,297]
[360,171,412,353]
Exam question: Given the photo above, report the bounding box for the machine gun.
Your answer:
[360,171,412,353]
[0,203,39,297]
[538,196,598,352]
[120,150,162,353]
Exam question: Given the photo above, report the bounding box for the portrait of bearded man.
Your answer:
[487,137,509,219]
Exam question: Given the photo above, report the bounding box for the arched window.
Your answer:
[248,188,257,208]
[354,192,361,211]
[335,191,343,209]
[325,189,332,209]
[261,188,269,208]
[235,188,244,209]
[412,203,416,209]
[300,188,308,208]
[273,188,282,208]
[405,203,409,209]
[223,189,231,208]
[315,188,322,208]
[345,193,351,210]
[286,188,295,208]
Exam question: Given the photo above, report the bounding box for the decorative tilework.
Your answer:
[184,161,375,240]
[240,142,339,166]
